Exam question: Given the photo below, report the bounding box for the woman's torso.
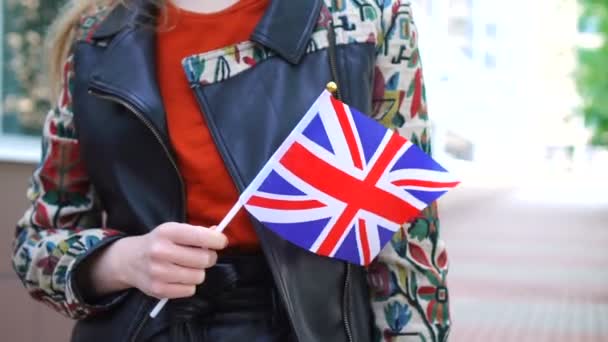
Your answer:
[70,0,381,340]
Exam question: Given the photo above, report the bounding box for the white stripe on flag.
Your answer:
[373,141,427,210]
[388,168,459,184]
[248,191,315,202]
[317,94,355,170]
[399,186,454,192]
[374,178,428,211]
[362,130,393,175]
[326,213,358,258]
[342,104,367,170]
[360,209,401,234]
[244,205,337,223]
[361,214,382,259]
[354,218,365,265]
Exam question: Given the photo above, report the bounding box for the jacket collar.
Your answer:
[251,0,322,64]
[87,0,322,143]
[91,0,322,63]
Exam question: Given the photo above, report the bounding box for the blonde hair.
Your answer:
[46,0,165,98]
[47,1,112,98]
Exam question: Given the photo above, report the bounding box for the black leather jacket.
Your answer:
[68,0,376,341]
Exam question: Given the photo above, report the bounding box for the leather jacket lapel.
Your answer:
[87,1,170,146]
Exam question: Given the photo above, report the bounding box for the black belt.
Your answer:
[168,253,279,341]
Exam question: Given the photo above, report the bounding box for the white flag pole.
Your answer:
[149,198,244,318]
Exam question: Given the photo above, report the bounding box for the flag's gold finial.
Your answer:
[326,81,338,94]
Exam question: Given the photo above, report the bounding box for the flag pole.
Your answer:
[151,82,338,318]
[149,199,244,318]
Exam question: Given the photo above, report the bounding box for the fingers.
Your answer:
[189,226,229,250]
[157,223,228,250]
[146,282,197,299]
[138,222,228,300]
[149,262,206,285]
[166,244,218,269]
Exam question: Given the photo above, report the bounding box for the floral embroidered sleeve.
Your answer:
[368,1,451,341]
[11,52,128,320]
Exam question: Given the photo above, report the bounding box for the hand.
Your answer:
[83,222,228,299]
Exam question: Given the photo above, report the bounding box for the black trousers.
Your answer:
[148,253,295,342]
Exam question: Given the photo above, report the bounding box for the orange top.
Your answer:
[157,0,268,249]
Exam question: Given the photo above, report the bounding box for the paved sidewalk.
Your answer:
[439,176,608,341]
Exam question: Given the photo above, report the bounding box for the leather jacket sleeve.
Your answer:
[368,1,451,341]
[11,51,128,320]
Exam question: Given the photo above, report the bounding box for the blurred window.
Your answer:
[445,131,474,161]
[1,1,65,161]
[414,0,433,15]
[2,1,65,138]
[485,23,497,38]
[448,0,473,58]
[484,52,496,68]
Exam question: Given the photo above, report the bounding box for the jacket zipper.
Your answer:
[343,264,354,342]
[129,300,155,342]
[327,18,354,342]
[88,87,187,342]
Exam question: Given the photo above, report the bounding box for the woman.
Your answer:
[11,0,451,341]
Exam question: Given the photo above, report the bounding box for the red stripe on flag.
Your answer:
[317,206,358,257]
[391,179,460,188]
[247,196,326,210]
[358,219,371,265]
[280,142,418,224]
[330,96,364,170]
[364,132,406,184]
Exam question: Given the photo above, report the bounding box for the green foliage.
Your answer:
[577,0,608,146]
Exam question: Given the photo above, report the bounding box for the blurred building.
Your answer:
[1,2,77,341]
[412,0,587,170]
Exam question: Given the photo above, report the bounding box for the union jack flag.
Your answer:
[241,91,459,266]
